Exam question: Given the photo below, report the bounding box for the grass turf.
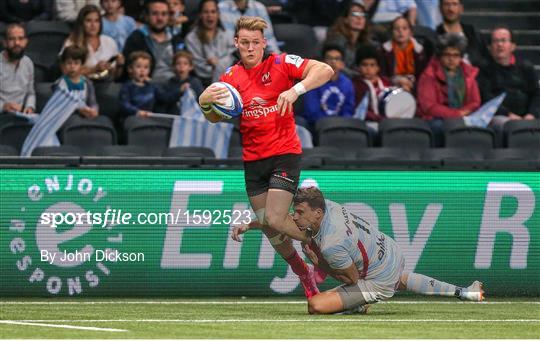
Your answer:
[0,297,538,339]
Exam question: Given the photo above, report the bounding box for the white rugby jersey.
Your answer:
[312,200,403,282]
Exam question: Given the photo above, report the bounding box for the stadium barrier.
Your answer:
[1,168,538,296]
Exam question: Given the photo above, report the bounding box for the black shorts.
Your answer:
[244,153,301,197]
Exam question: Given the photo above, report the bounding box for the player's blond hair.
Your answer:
[234,16,268,37]
[294,187,326,213]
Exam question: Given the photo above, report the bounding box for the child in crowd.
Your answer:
[55,45,99,119]
[352,46,392,123]
[168,0,189,36]
[119,51,176,119]
[302,44,355,126]
[101,0,137,51]
[165,51,204,103]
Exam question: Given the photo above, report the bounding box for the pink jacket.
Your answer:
[417,57,481,120]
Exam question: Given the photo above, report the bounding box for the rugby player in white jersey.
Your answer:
[232,186,484,314]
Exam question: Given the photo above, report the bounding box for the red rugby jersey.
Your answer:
[220,53,308,161]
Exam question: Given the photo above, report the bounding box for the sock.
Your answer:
[284,251,309,277]
[406,273,458,297]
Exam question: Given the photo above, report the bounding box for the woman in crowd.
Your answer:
[185,0,235,87]
[324,0,373,77]
[379,16,428,92]
[62,4,125,81]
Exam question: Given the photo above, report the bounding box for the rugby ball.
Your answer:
[210,82,243,119]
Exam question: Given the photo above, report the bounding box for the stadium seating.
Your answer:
[421,148,485,162]
[32,145,82,156]
[100,145,152,157]
[163,146,216,158]
[35,82,54,113]
[485,148,538,161]
[379,118,433,150]
[315,117,370,156]
[442,119,495,153]
[33,63,51,83]
[26,21,70,68]
[94,82,123,125]
[125,116,172,155]
[274,23,320,58]
[503,120,540,149]
[0,120,33,152]
[0,144,18,156]
[60,116,117,155]
[356,147,419,161]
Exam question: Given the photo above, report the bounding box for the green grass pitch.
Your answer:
[0,297,538,339]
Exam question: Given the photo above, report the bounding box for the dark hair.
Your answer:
[328,1,370,48]
[355,44,380,66]
[436,33,468,57]
[60,45,88,63]
[144,0,170,14]
[68,5,102,48]
[173,50,194,65]
[195,0,223,44]
[439,0,462,8]
[293,187,326,213]
[4,23,26,39]
[490,26,514,44]
[128,51,152,66]
[391,15,412,32]
[100,0,124,5]
[322,44,345,58]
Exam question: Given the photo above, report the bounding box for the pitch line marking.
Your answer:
[11,319,540,323]
[0,320,127,332]
[0,301,538,305]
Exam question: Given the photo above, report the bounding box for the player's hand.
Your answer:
[231,224,250,242]
[277,88,298,116]
[199,85,228,107]
[301,242,319,266]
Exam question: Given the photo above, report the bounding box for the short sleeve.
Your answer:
[322,245,353,270]
[281,53,309,80]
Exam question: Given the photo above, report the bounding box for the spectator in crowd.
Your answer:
[123,0,184,83]
[0,24,35,120]
[352,45,392,124]
[218,0,281,53]
[302,44,354,127]
[164,50,204,112]
[55,0,100,23]
[364,0,416,25]
[478,27,539,130]
[55,45,99,119]
[436,0,489,66]
[168,0,189,36]
[417,33,481,142]
[379,16,428,93]
[62,5,125,81]
[100,0,137,51]
[185,0,235,86]
[325,0,373,77]
[119,51,178,120]
[0,0,53,23]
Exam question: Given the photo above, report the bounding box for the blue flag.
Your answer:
[353,93,369,121]
[464,93,506,128]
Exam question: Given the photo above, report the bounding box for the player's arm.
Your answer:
[198,85,228,123]
[231,220,264,242]
[330,264,360,285]
[277,60,334,116]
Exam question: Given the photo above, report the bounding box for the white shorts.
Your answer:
[337,247,406,309]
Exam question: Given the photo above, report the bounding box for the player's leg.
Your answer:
[398,272,484,301]
[308,280,374,314]
[248,192,318,299]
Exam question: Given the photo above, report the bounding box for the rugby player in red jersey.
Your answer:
[198,16,333,298]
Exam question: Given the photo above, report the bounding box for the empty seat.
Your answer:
[32,145,82,156]
[164,146,215,158]
[94,82,122,124]
[0,120,33,152]
[228,146,243,158]
[60,116,117,155]
[33,63,51,83]
[125,116,172,154]
[379,118,433,149]
[504,120,540,149]
[422,148,484,161]
[443,119,495,153]
[0,144,19,156]
[316,117,370,155]
[274,23,319,58]
[26,21,70,68]
[100,145,152,157]
[355,147,418,161]
[486,148,539,161]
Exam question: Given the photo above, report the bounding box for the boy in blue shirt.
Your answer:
[302,44,355,127]
[101,0,137,51]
